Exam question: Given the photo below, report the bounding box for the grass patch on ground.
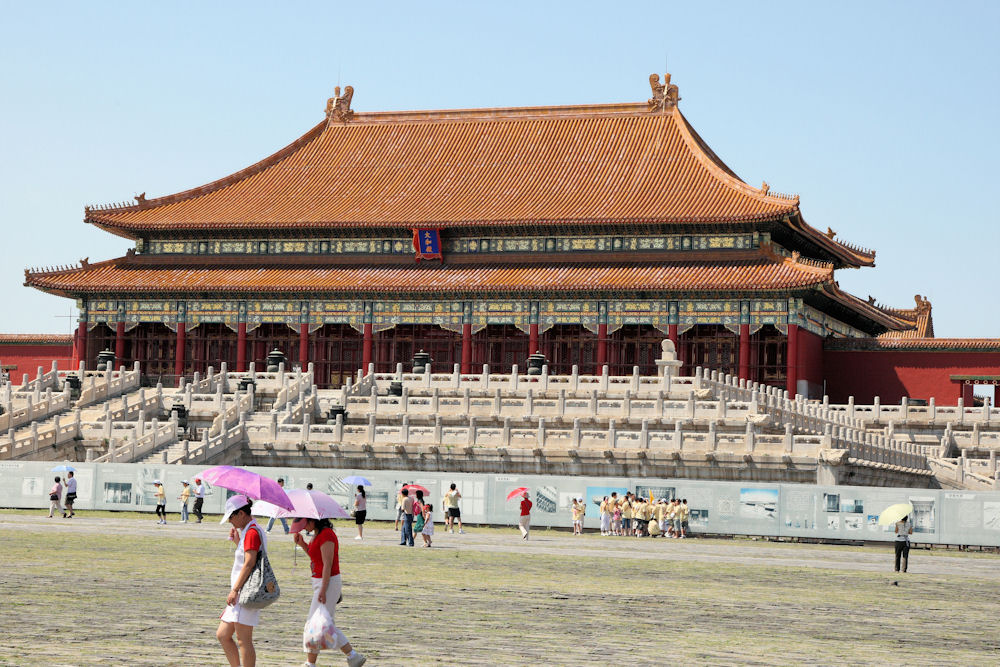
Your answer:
[0,518,998,665]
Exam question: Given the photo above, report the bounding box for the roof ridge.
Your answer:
[672,108,801,209]
[86,120,328,216]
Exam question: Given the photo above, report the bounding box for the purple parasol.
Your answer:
[199,465,294,511]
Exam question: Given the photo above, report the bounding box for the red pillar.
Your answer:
[529,323,539,355]
[596,323,608,369]
[236,323,247,372]
[174,323,186,378]
[786,324,798,397]
[738,324,750,381]
[76,322,88,367]
[114,321,125,363]
[461,323,472,374]
[362,323,373,374]
[299,323,309,367]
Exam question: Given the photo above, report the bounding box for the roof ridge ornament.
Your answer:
[647,73,679,112]
[326,85,355,124]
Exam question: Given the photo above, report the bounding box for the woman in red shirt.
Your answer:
[519,491,532,540]
[292,518,366,667]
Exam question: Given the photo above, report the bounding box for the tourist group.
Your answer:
[573,493,691,538]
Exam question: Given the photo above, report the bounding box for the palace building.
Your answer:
[21,74,1000,402]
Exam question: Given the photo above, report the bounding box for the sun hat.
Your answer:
[220,494,251,524]
[289,518,308,534]
[181,480,189,485]
[153,480,161,485]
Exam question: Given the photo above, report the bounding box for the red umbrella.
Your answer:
[506,487,529,501]
[402,484,429,495]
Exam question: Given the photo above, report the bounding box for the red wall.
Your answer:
[798,329,825,399]
[0,342,73,384]
[824,349,1000,405]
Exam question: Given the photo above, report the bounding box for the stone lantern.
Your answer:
[266,348,286,372]
[526,351,548,376]
[411,350,432,374]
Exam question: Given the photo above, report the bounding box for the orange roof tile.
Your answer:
[827,338,1000,352]
[0,334,73,345]
[86,91,801,235]
[877,295,934,339]
[25,255,831,296]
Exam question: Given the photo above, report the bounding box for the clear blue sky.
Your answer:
[1,1,997,336]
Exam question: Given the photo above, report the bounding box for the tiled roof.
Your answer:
[25,254,832,296]
[0,334,73,345]
[826,338,1000,352]
[877,296,934,339]
[86,94,801,234]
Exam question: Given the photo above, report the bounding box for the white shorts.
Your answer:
[221,602,260,627]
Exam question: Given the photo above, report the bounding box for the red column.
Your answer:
[299,323,309,367]
[174,323,186,378]
[785,324,799,397]
[236,323,247,372]
[529,323,539,355]
[362,323,373,374]
[114,321,126,363]
[461,323,472,374]
[739,324,750,381]
[76,322,88,367]
[596,323,608,369]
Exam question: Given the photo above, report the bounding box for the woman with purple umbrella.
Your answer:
[217,494,267,667]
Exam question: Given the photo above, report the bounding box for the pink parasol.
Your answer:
[402,484,429,495]
[253,489,350,520]
[199,465,294,510]
[506,487,529,501]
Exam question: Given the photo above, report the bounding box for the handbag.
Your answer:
[49,493,59,501]
[238,530,280,609]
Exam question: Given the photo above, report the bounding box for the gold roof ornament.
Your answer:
[647,73,679,112]
[326,85,355,124]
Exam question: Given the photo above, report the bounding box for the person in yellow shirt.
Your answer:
[655,500,668,537]
[671,499,683,538]
[571,499,583,535]
[621,496,633,536]
[665,499,677,538]
[599,497,611,536]
[153,480,166,525]
[680,498,690,538]
[177,480,191,524]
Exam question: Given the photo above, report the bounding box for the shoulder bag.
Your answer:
[238,528,280,609]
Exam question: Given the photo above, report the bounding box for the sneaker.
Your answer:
[347,652,367,667]
[354,536,363,540]
[458,529,465,534]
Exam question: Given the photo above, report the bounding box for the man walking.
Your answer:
[178,480,191,523]
[894,514,914,572]
[265,478,289,533]
[444,483,464,533]
[192,477,205,523]
[519,490,532,540]
[63,471,77,518]
[399,488,414,546]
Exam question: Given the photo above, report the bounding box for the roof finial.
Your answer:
[326,85,355,123]
[647,73,679,112]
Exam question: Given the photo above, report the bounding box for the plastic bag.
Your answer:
[303,605,339,652]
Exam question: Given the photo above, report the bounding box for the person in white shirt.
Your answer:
[192,477,205,523]
[894,515,914,573]
[217,494,266,667]
[63,471,78,518]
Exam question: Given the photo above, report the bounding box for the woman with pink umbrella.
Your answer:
[200,466,293,667]
[287,490,367,667]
